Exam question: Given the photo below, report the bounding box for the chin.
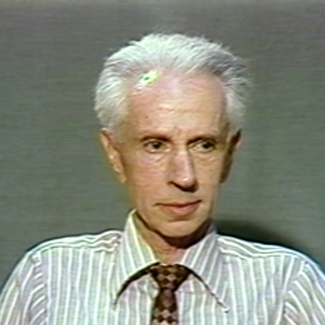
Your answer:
[159,218,208,239]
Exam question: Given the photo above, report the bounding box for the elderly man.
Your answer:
[0,33,324,325]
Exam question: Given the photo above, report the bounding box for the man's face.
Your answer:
[102,73,238,238]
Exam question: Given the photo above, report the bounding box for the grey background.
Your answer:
[1,0,325,288]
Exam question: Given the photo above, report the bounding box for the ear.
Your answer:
[99,129,127,183]
[220,130,241,183]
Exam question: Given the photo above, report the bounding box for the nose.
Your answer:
[168,149,198,192]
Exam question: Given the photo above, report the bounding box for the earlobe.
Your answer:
[220,130,242,183]
[220,158,232,183]
[99,129,127,183]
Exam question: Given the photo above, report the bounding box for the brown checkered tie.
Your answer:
[149,264,190,325]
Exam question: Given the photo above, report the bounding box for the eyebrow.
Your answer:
[137,134,170,142]
[137,132,227,143]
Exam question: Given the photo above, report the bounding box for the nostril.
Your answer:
[173,180,198,193]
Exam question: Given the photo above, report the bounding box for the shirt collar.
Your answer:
[178,224,229,309]
[110,211,158,303]
[110,211,228,309]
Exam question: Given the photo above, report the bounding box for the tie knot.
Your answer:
[149,264,190,291]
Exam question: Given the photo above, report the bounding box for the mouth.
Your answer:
[158,200,201,217]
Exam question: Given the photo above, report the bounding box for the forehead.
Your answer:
[130,71,223,104]
[122,72,227,136]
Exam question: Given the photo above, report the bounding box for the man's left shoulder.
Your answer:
[218,234,321,271]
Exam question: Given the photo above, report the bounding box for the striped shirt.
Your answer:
[1,212,325,325]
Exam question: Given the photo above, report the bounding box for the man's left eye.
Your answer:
[193,140,216,152]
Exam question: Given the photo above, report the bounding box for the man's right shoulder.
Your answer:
[25,229,124,262]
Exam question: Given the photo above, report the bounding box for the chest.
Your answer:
[46,279,284,325]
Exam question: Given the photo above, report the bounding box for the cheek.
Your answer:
[124,153,167,189]
[196,157,226,185]
[125,157,166,209]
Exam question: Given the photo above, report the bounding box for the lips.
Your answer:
[159,200,201,217]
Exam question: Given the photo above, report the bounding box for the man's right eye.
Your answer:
[144,140,166,152]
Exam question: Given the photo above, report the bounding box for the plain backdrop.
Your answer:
[1,0,325,288]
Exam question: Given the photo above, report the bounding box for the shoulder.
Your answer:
[0,229,125,322]
[219,234,303,258]
[25,229,123,265]
[218,234,323,275]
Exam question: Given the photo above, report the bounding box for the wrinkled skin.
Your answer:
[100,72,240,261]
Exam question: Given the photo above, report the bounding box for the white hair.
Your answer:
[94,33,250,134]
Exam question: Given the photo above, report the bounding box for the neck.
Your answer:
[133,213,211,264]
